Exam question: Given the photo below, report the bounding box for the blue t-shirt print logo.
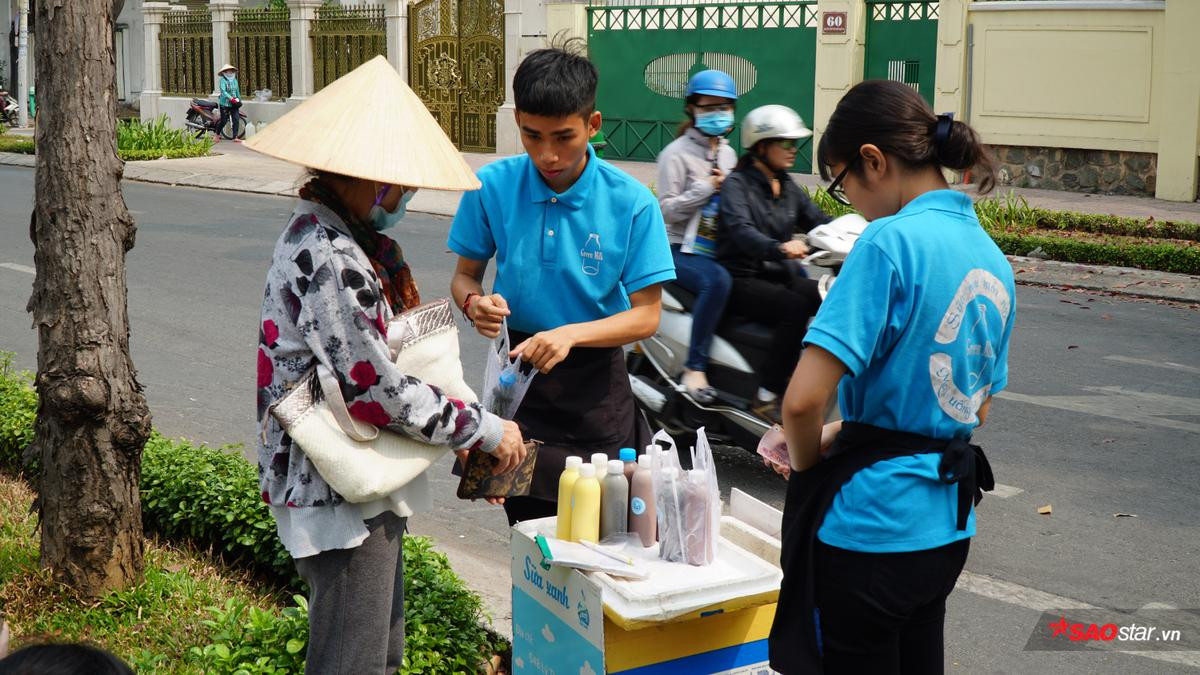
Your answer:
[580,233,602,276]
[929,268,1012,424]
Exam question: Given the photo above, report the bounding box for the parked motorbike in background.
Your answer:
[184,97,246,140]
[1,91,19,127]
[627,213,868,453]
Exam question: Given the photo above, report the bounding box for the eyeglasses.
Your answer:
[772,139,800,151]
[826,155,861,206]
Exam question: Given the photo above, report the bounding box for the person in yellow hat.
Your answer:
[246,56,526,674]
[216,63,242,142]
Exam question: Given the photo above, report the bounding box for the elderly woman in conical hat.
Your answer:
[247,56,525,673]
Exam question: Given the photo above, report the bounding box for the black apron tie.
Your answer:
[937,438,995,531]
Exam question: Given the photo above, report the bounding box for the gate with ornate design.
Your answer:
[587,1,819,166]
[864,0,939,106]
[409,0,505,152]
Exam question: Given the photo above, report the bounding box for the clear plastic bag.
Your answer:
[481,318,537,419]
[651,429,719,566]
[652,429,686,563]
[686,427,720,565]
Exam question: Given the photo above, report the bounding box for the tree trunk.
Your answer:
[28,0,151,596]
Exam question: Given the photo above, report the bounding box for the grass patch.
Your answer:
[0,115,213,160]
[0,473,292,674]
[0,352,508,672]
[0,135,34,154]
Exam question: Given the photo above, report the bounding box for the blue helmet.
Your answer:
[686,70,738,100]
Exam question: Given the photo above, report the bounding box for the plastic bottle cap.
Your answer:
[688,469,707,484]
[608,459,625,475]
[647,445,661,457]
[638,455,653,468]
[578,464,596,478]
[564,456,583,470]
[661,467,677,479]
[619,447,636,462]
[591,453,608,467]
[499,371,517,387]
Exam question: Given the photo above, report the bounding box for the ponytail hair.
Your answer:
[817,80,995,193]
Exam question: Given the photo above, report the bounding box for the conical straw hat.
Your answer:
[245,55,479,191]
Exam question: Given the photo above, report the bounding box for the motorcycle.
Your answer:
[184,97,246,140]
[627,213,867,453]
[1,91,19,127]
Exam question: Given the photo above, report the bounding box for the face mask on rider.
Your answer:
[368,185,416,232]
[694,110,734,137]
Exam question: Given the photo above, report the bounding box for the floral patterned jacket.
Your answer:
[256,201,503,508]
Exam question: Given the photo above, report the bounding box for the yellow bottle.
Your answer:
[556,456,583,540]
[570,463,601,543]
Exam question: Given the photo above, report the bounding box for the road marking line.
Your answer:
[996,391,1200,434]
[957,572,1200,667]
[989,483,1024,498]
[0,263,34,275]
[1104,355,1200,375]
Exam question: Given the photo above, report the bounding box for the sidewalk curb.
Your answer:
[1008,256,1199,305]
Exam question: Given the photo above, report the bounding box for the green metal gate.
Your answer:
[864,0,939,106]
[587,2,819,168]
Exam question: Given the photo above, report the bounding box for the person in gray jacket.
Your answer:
[655,70,738,403]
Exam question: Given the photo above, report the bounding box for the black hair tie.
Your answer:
[933,112,955,153]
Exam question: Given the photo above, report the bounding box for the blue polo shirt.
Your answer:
[805,190,1016,553]
[448,144,676,334]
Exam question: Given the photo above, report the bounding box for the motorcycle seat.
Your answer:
[663,281,774,352]
[191,98,218,108]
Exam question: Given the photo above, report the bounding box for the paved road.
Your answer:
[1,167,1198,673]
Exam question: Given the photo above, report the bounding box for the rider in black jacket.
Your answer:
[717,105,831,419]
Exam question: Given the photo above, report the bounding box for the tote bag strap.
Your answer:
[316,364,380,443]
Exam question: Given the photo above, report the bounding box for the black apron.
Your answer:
[508,330,650,501]
[768,422,994,674]
[452,330,650,502]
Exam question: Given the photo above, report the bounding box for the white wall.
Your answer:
[116,0,146,103]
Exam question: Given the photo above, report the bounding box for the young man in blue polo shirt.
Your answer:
[448,47,676,525]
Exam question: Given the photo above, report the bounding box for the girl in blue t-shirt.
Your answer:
[767,80,1014,674]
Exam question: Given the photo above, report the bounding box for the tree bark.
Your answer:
[28,0,151,596]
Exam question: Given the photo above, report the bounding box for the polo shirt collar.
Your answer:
[903,189,975,217]
[528,142,598,209]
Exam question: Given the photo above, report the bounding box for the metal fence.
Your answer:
[311,4,387,92]
[231,7,293,100]
[160,8,214,97]
[588,1,819,165]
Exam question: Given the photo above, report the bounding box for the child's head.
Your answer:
[513,45,601,191]
[818,80,994,220]
[0,643,134,675]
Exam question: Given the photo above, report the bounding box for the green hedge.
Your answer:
[985,228,1200,275]
[0,351,504,673]
[801,186,1198,275]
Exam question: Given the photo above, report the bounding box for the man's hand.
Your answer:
[469,293,511,339]
[512,327,576,374]
[780,240,809,259]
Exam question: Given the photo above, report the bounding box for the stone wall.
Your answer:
[988,145,1158,197]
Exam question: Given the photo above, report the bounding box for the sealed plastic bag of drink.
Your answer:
[756,424,790,471]
[482,318,537,419]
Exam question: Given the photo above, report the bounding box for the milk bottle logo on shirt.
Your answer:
[929,268,1012,424]
[580,233,602,276]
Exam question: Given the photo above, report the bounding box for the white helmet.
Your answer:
[740,105,813,150]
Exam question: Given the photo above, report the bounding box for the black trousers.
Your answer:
[813,539,970,675]
[729,273,822,395]
[218,105,240,138]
